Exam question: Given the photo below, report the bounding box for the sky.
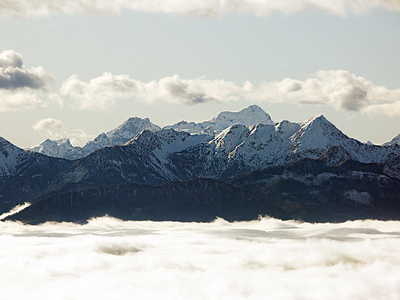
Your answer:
[1,216,400,299]
[0,1,400,148]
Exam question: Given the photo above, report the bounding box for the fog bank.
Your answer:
[1,217,400,299]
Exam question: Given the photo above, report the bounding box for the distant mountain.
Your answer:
[0,137,73,213]
[29,138,84,160]
[30,105,274,160]
[3,105,400,223]
[163,104,275,134]
[46,114,400,195]
[29,117,160,160]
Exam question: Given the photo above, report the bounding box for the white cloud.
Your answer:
[33,117,92,146]
[61,70,400,115]
[33,117,64,132]
[0,50,23,68]
[0,0,399,18]
[0,217,400,299]
[60,73,139,111]
[363,101,400,117]
[0,90,47,112]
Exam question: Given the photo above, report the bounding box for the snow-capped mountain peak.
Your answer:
[83,117,161,153]
[211,104,274,129]
[30,138,74,157]
[164,105,274,134]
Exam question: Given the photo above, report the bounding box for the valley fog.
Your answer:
[1,217,400,300]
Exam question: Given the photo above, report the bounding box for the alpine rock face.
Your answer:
[29,117,161,160]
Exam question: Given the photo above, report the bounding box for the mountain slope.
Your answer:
[230,153,400,222]
[0,137,73,213]
[8,178,286,224]
[46,129,214,193]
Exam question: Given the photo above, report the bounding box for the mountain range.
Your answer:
[2,105,400,223]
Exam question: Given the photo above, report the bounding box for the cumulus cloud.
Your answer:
[60,73,139,111]
[1,0,400,18]
[33,117,64,132]
[61,70,400,115]
[0,91,47,112]
[256,70,400,111]
[0,217,400,299]
[33,117,92,145]
[0,50,57,112]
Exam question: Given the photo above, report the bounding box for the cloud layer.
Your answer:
[0,50,56,112]
[1,0,400,18]
[61,71,400,114]
[0,217,400,299]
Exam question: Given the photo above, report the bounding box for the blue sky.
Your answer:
[0,1,399,148]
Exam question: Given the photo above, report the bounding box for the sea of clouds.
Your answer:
[1,217,400,299]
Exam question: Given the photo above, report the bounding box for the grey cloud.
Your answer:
[1,0,400,18]
[331,86,368,111]
[160,75,217,104]
[0,50,55,91]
